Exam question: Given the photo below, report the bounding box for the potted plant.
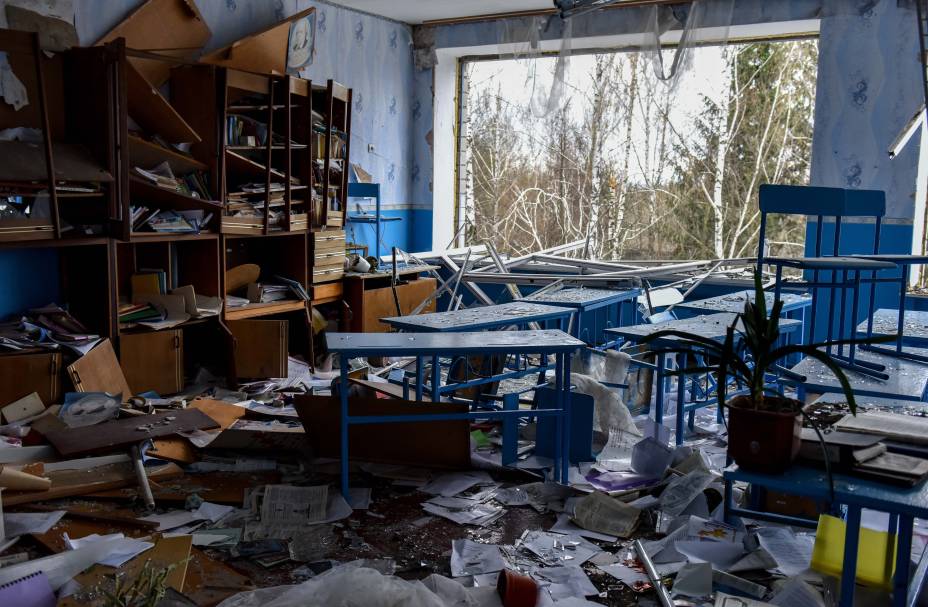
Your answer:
[641,272,879,474]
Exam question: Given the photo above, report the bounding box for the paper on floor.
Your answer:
[64,532,154,568]
[420,471,494,497]
[571,491,640,538]
[2,511,65,536]
[533,565,598,599]
[754,526,814,576]
[674,540,746,570]
[659,470,714,517]
[449,539,505,577]
[769,577,826,607]
[519,530,601,566]
[671,562,713,598]
[550,512,618,543]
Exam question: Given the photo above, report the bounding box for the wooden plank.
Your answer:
[355,278,437,333]
[0,141,113,182]
[125,60,200,144]
[89,471,281,504]
[294,395,470,469]
[224,300,305,321]
[129,134,207,173]
[67,338,133,397]
[1,461,182,506]
[200,7,315,75]
[44,409,219,457]
[96,0,210,87]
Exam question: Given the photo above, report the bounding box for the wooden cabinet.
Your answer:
[0,352,61,407]
[345,276,437,333]
[229,319,288,379]
[119,330,184,395]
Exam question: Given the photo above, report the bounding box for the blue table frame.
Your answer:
[327,330,583,497]
[675,289,811,327]
[723,465,928,607]
[605,312,801,445]
[522,287,641,345]
[380,301,575,333]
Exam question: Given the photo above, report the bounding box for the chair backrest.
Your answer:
[757,184,886,265]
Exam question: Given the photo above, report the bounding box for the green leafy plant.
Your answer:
[101,558,187,607]
[640,271,884,415]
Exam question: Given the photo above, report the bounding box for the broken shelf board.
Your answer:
[66,338,131,396]
[675,289,812,315]
[380,302,574,333]
[856,309,928,347]
[125,60,201,144]
[0,141,114,183]
[786,346,928,401]
[2,461,183,506]
[200,7,315,76]
[224,299,307,321]
[96,0,210,87]
[44,409,219,457]
[326,329,585,357]
[129,134,207,174]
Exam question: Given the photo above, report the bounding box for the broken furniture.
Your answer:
[343,267,439,332]
[522,286,641,345]
[380,301,575,333]
[326,329,584,496]
[605,312,802,445]
[723,464,928,607]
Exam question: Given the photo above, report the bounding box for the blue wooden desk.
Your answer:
[380,301,574,333]
[604,313,802,445]
[522,287,641,345]
[327,330,583,496]
[675,289,811,315]
[785,346,928,401]
[724,464,928,607]
[857,309,928,348]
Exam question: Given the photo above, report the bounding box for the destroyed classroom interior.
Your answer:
[2,1,928,607]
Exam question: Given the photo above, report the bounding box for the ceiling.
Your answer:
[328,0,556,25]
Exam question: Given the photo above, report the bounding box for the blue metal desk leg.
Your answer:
[501,392,519,466]
[431,355,440,403]
[654,352,665,439]
[340,357,350,498]
[723,478,734,525]
[675,352,688,446]
[840,505,862,607]
[894,515,914,607]
[562,355,572,484]
[415,356,424,401]
[554,351,564,483]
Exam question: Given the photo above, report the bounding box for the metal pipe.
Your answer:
[130,443,155,510]
[634,539,674,607]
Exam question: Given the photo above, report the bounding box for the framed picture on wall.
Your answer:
[287,12,315,72]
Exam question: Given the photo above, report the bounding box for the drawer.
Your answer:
[312,281,343,301]
[313,250,345,269]
[230,319,288,379]
[313,231,345,253]
[0,352,61,407]
[313,267,344,283]
[120,330,185,395]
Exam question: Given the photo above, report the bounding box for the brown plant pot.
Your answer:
[497,569,538,607]
[727,395,802,473]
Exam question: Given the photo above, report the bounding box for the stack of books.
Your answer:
[800,428,928,486]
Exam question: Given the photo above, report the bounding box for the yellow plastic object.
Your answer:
[810,514,897,590]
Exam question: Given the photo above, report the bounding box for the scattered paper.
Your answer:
[674,540,746,570]
[659,470,714,517]
[64,533,154,568]
[450,539,505,577]
[0,52,28,111]
[140,510,205,531]
[422,501,504,527]
[191,528,242,548]
[754,527,814,576]
[769,577,826,607]
[687,516,736,542]
[135,294,190,330]
[262,485,328,524]
[0,535,122,590]
[533,565,598,599]
[421,471,493,497]
[349,487,372,510]
[571,491,640,538]
[715,592,772,606]
[194,501,234,523]
[551,513,617,543]
[671,562,713,598]
[2,511,65,536]
[519,531,601,566]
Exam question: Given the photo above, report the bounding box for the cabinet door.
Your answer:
[120,330,184,395]
[229,320,288,379]
[0,352,61,407]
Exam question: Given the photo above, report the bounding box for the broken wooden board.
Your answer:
[205,419,306,452]
[96,0,210,87]
[125,59,201,144]
[200,7,314,75]
[45,409,219,457]
[0,141,114,183]
[31,514,149,553]
[89,471,281,504]
[2,462,182,506]
[66,338,132,397]
[182,548,256,606]
[58,535,192,606]
[149,399,247,464]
